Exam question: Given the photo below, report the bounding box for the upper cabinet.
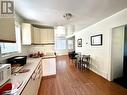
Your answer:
[22,23,54,45]
[47,29,54,43]
[32,28,54,45]
[40,28,54,44]
[0,18,16,43]
[32,27,40,44]
[22,23,33,45]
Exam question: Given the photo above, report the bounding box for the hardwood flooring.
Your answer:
[38,55,127,95]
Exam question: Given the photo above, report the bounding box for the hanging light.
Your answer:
[63,13,73,20]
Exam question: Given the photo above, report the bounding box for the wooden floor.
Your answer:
[38,56,127,95]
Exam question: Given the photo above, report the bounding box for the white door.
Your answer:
[111,26,125,80]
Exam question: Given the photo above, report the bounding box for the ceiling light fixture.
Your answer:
[63,13,72,20]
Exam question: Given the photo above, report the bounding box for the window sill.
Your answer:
[1,51,18,58]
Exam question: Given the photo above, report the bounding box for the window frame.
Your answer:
[55,37,67,50]
[0,22,21,55]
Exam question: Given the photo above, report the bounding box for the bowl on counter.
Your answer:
[29,52,44,58]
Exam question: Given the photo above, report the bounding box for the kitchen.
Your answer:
[0,21,57,94]
[0,1,71,94]
[0,2,58,94]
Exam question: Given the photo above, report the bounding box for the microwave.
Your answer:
[0,64,11,86]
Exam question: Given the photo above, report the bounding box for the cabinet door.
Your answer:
[0,18,15,42]
[22,23,32,45]
[42,59,49,76]
[36,63,42,93]
[34,73,39,95]
[21,78,34,95]
[40,28,54,44]
[51,29,54,43]
[40,29,43,43]
[47,29,54,43]
[30,72,38,95]
[33,27,40,44]
[32,65,42,95]
[31,26,34,43]
[40,29,48,43]
[49,58,56,75]
[42,58,56,76]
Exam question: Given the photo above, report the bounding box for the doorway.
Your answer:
[111,25,125,81]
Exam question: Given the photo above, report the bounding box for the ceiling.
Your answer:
[15,0,127,31]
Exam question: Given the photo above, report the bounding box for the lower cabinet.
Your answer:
[21,57,56,95]
[21,62,42,95]
[21,78,34,95]
[42,58,56,77]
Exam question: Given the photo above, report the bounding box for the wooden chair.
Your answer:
[68,51,78,64]
[75,53,82,69]
[81,55,90,70]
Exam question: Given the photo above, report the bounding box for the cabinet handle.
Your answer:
[31,64,42,80]
[31,73,37,80]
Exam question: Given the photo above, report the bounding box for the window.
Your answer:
[0,23,21,54]
[55,26,67,53]
[56,39,66,50]
[0,43,18,54]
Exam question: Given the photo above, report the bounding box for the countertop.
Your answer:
[42,55,56,59]
[2,55,56,95]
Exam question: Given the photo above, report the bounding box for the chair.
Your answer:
[81,55,90,70]
[75,53,82,69]
[68,51,78,63]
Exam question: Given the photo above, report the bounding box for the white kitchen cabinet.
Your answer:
[36,61,42,92]
[22,24,54,44]
[22,23,33,45]
[34,28,54,44]
[47,29,54,43]
[42,58,56,77]
[21,77,34,95]
[40,29,48,43]
[0,18,16,42]
[32,27,54,44]
[32,27,40,44]
[21,62,42,95]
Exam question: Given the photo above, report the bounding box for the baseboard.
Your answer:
[56,54,68,56]
[89,67,108,80]
[43,75,56,79]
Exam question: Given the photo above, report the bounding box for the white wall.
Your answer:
[66,25,75,36]
[75,8,127,81]
[67,37,75,52]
